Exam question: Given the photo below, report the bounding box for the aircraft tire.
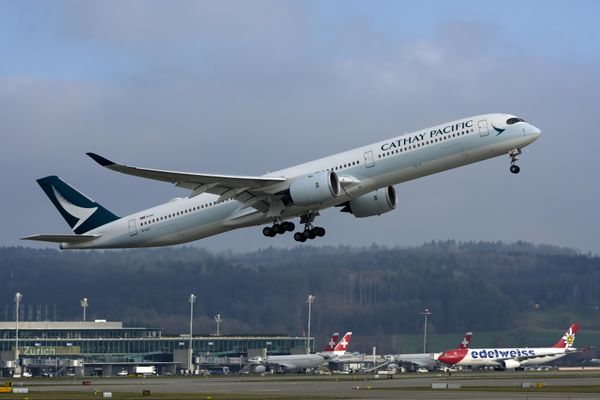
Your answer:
[294,232,307,242]
[273,223,286,234]
[510,165,520,174]
[314,227,326,237]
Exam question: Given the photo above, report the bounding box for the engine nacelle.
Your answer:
[254,365,267,374]
[289,171,340,206]
[344,186,396,218]
[501,359,521,370]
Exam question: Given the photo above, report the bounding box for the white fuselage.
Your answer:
[256,354,330,372]
[63,113,541,248]
[451,347,571,367]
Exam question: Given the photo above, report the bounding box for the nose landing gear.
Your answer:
[509,148,522,174]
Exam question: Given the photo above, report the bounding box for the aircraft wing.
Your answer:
[386,353,437,368]
[87,153,287,212]
[248,357,297,371]
[396,357,436,368]
[21,234,99,243]
[269,361,297,370]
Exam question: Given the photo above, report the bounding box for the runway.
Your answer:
[17,370,600,399]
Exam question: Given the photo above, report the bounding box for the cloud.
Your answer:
[2,2,599,253]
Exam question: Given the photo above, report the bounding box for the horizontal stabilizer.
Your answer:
[21,234,99,244]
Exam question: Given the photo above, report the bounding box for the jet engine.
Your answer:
[501,359,521,370]
[288,171,340,206]
[341,186,396,218]
[254,365,267,374]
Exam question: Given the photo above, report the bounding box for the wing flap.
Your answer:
[21,234,99,244]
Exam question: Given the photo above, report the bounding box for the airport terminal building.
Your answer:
[0,321,311,376]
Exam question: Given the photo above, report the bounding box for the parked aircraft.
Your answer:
[385,331,473,370]
[250,332,352,373]
[437,324,578,370]
[23,114,541,249]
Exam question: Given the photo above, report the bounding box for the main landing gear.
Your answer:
[293,212,326,243]
[293,226,326,242]
[261,212,327,243]
[509,148,522,174]
[262,221,295,237]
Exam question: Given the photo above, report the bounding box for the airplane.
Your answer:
[22,113,541,249]
[437,324,578,370]
[249,332,352,373]
[384,331,473,371]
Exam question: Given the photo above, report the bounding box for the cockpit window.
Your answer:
[506,117,526,125]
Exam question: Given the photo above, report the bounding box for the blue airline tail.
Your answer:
[36,176,119,234]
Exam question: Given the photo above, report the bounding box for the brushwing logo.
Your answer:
[492,124,506,136]
[52,186,98,230]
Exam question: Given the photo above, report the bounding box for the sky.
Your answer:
[1,0,599,254]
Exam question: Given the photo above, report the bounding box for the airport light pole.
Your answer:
[306,294,316,354]
[214,314,222,336]
[188,294,196,373]
[14,292,22,376]
[81,298,88,322]
[421,308,432,353]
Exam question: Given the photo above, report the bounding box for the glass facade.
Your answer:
[0,322,310,365]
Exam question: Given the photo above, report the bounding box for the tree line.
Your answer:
[0,241,597,352]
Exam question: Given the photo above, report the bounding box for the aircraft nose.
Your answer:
[529,125,542,139]
[438,352,457,365]
[437,350,465,365]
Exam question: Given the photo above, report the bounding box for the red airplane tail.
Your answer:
[457,332,473,349]
[333,332,352,355]
[323,332,339,352]
[553,323,578,349]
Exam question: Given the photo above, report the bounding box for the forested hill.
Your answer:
[0,241,598,349]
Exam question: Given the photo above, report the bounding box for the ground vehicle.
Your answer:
[134,366,156,375]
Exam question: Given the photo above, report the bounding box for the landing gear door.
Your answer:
[478,119,489,137]
[364,151,375,168]
[128,219,138,236]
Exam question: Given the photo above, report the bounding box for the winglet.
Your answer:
[87,152,115,167]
